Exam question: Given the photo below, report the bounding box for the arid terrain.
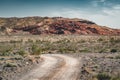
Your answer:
[0,17,120,80]
[0,35,120,80]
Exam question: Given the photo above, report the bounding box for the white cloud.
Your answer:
[49,9,90,19]
[88,14,120,29]
[113,5,120,9]
[103,9,120,16]
[102,5,120,16]
[48,7,120,29]
[91,0,107,7]
[45,1,120,29]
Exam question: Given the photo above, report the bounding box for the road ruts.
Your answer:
[19,54,81,80]
[51,54,80,80]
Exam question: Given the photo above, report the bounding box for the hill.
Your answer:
[0,17,120,35]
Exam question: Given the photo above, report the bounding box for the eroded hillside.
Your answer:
[0,17,120,35]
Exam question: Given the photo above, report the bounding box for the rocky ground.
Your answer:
[0,35,120,80]
[0,53,120,80]
[70,53,120,80]
[0,55,42,80]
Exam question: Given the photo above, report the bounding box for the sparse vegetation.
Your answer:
[96,73,120,80]
[4,63,17,67]
[115,55,120,59]
[0,35,120,80]
[17,50,27,56]
[31,44,43,55]
[110,49,117,53]
[98,38,103,42]
[0,35,120,55]
[96,73,111,80]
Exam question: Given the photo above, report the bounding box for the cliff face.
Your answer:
[0,17,120,35]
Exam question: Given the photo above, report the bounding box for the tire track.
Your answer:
[39,55,66,80]
[19,54,61,80]
[51,54,80,80]
[19,54,81,80]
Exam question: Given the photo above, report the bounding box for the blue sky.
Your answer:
[0,0,120,29]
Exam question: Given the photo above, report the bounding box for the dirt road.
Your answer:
[19,54,81,80]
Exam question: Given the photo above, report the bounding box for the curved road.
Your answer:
[19,54,81,80]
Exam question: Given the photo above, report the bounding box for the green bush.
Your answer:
[4,63,17,67]
[59,48,67,53]
[98,38,103,42]
[17,50,27,56]
[0,47,13,56]
[31,44,42,55]
[28,39,33,43]
[96,73,111,80]
[99,49,107,53]
[110,49,117,53]
[115,56,120,59]
[111,77,120,80]
[110,37,115,43]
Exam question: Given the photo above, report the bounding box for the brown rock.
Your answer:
[0,17,119,35]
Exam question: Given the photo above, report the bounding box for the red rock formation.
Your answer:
[12,17,120,35]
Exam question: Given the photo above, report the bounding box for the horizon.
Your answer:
[0,0,120,29]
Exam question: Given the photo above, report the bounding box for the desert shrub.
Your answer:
[113,39,120,43]
[98,38,103,42]
[58,43,76,53]
[4,48,12,53]
[0,52,9,56]
[28,39,33,43]
[96,73,111,80]
[36,40,41,42]
[111,77,120,80]
[109,37,120,45]
[13,57,23,60]
[111,73,120,80]
[0,48,12,56]
[78,40,85,43]
[99,49,107,53]
[115,56,120,59]
[4,63,17,67]
[54,38,70,44]
[110,49,117,53]
[0,58,5,60]
[79,49,90,53]
[110,37,115,42]
[9,40,22,43]
[31,44,42,55]
[110,37,120,43]
[0,26,6,31]
[17,50,27,56]
[58,48,69,53]
[115,39,120,43]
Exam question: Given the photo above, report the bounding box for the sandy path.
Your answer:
[19,54,59,80]
[51,54,80,80]
[19,54,80,80]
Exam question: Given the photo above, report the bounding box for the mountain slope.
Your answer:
[0,17,120,35]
